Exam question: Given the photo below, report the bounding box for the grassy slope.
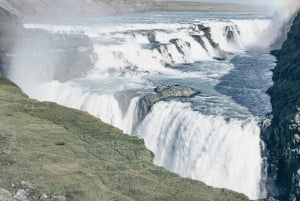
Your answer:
[0,76,249,201]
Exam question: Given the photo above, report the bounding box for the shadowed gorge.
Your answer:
[262,11,300,201]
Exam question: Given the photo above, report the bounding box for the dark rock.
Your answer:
[147,31,158,43]
[225,25,236,41]
[169,38,187,55]
[191,35,207,51]
[196,24,211,33]
[138,85,200,122]
[196,24,218,48]
[262,12,300,201]
[213,56,226,61]
[191,24,226,60]
[54,142,65,146]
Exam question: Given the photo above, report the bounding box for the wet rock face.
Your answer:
[225,25,237,42]
[147,31,158,43]
[137,85,200,122]
[262,12,300,201]
[191,23,226,60]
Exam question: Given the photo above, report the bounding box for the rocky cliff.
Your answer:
[262,12,300,201]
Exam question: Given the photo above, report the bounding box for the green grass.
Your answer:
[0,76,249,201]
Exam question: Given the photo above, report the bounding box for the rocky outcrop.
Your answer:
[191,24,226,60]
[262,12,300,201]
[147,31,158,43]
[225,25,239,42]
[137,85,200,122]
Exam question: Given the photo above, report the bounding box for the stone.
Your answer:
[39,193,47,200]
[294,134,300,143]
[2,148,12,155]
[0,188,14,201]
[13,189,27,201]
[191,35,207,51]
[137,85,200,122]
[52,195,66,201]
[225,25,236,41]
[147,31,158,43]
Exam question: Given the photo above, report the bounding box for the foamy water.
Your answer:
[8,11,282,199]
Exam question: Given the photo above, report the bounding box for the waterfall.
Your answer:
[8,14,281,200]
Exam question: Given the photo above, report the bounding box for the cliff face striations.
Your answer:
[262,12,300,201]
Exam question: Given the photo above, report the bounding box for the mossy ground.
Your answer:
[0,76,249,201]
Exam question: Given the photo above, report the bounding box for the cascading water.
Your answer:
[8,11,281,199]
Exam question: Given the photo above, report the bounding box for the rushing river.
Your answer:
[9,11,280,199]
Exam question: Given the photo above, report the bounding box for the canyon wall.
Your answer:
[262,11,300,201]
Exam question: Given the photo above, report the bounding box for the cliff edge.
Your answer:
[262,12,300,201]
[0,75,249,201]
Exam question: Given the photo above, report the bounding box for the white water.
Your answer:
[24,19,272,75]
[29,80,264,199]
[137,101,262,199]
[8,12,282,200]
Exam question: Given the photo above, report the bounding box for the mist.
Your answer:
[6,29,94,96]
[273,0,300,19]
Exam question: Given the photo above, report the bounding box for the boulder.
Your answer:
[137,85,200,121]
[147,31,158,43]
[13,189,27,201]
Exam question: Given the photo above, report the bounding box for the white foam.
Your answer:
[137,101,264,199]
[13,17,281,200]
